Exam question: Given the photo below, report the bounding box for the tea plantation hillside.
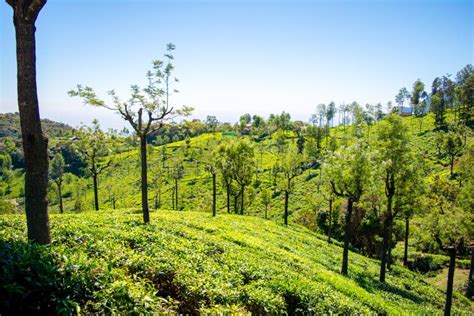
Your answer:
[1,210,472,314]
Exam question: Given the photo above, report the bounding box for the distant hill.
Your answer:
[0,112,74,140]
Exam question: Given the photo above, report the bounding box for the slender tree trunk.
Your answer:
[93,172,99,211]
[212,173,216,217]
[175,178,178,211]
[140,135,150,222]
[265,205,268,219]
[341,198,353,275]
[380,196,393,283]
[171,188,175,210]
[328,197,332,243]
[234,194,238,214]
[240,185,245,215]
[11,3,50,244]
[467,246,473,298]
[58,181,63,214]
[450,155,454,177]
[403,216,410,267]
[226,183,230,213]
[284,190,289,225]
[444,247,456,316]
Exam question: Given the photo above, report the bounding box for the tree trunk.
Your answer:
[240,185,245,215]
[13,14,50,244]
[444,247,456,316]
[450,155,454,177]
[467,246,473,298]
[234,194,238,214]
[226,183,230,213]
[58,181,63,214]
[140,135,150,223]
[403,216,409,267]
[341,198,353,275]
[93,172,99,211]
[265,205,268,219]
[284,190,289,225]
[175,178,179,211]
[328,197,332,243]
[212,173,216,217]
[380,196,393,283]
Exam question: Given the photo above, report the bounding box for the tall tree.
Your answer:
[443,130,464,177]
[74,121,112,211]
[395,87,410,113]
[324,140,371,275]
[49,152,65,214]
[6,0,50,244]
[375,114,416,282]
[411,79,428,132]
[326,101,336,127]
[277,146,304,225]
[226,140,255,215]
[69,44,192,223]
[422,176,472,316]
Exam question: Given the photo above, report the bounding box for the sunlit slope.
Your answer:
[1,210,471,314]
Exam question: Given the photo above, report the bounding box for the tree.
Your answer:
[203,149,219,217]
[422,177,472,316]
[226,140,255,215]
[205,115,218,133]
[327,101,336,127]
[430,94,446,129]
[69,44,192,223]
[411,79,428,132]
[74,121,112,211]
[324,140,371,275]
[277,146,304,225]
[49,152,65,214]
[216,142,234,213]
[395,87,410,113]
[6,0,50,244]
[443,130,464,177]
[169,154,184,211]
[260,188,272,219]
[375,114,416,282]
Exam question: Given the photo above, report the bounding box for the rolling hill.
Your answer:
[1,210,472,314]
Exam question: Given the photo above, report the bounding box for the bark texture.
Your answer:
[8,0,50,244]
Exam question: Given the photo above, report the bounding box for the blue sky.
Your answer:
[1,0,472,129]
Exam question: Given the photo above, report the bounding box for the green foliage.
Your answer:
[1,211,471,314]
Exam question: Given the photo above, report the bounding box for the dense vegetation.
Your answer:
[1,24,472,313]
[1,211,472,314]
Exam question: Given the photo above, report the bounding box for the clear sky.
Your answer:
[1,0,473,130]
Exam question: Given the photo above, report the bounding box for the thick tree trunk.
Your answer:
[212,173,216,217]
[13,13,50,244]
[93,173,99,211]
[140,136,150,223]
[58,181,63,214]
[341,198,353,275]
[380,196,393,283]
[328,197,332,243]
[444,247,456,316]
[284,190,289,225]
[403,216,409,267]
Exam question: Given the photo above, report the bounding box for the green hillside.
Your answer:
[1,210,471,314]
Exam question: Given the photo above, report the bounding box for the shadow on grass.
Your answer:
[351,270,424,304]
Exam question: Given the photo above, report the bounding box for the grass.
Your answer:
[1,210,472,314]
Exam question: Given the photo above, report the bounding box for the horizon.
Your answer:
[1,0,473,129]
